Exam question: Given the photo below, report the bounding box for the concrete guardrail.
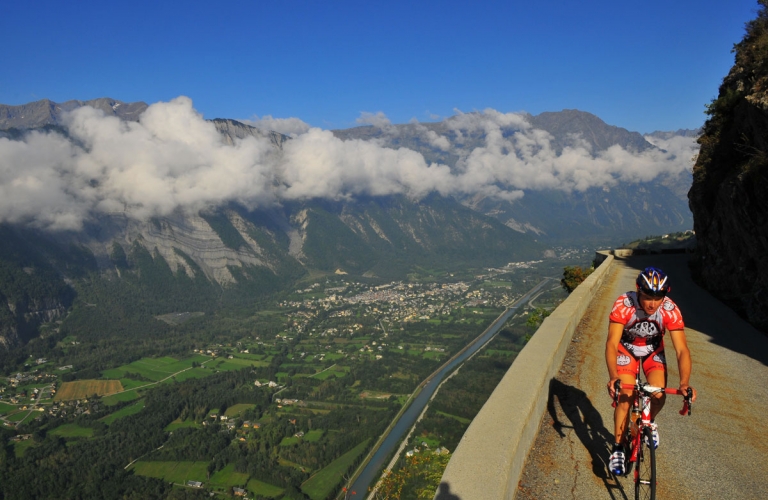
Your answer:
[435,251,615,499]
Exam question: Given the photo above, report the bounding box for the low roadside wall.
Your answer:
[435,252,614,500]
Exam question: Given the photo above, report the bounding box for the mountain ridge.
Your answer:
[0,98,699,346]
[0,98,148,129]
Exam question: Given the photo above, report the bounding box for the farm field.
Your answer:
[232,352,268,361]
[101,356,210,382]
[312,366,348,380]
[132,461,208,484]
[209,357,269,371]
[13,439,37,457]
[224,404,255,417]
[304,430,324,442]
[117,379,148,390]
[436,410,471,424]
[49,423,94,438]
[100,399,145,425]
[102,390,141,406]
[54,380,123,401]
[247,478,284,498]
[0,402,14,414]
[209,464,249,489]
[301,439,370,500]
[279,457,311,472]
[169,368,211,382]
[164,418,200,431]
[280,436,301,447]
[6,411,38,424]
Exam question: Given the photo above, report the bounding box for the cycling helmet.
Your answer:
[636,267,670,297]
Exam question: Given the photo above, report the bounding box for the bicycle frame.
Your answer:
[626,380,653,465]
[611,361,692,499]
[612,361,692,442]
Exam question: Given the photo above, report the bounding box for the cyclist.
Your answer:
[605,266,697,475]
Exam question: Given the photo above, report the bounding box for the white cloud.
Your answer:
[278,128,454,201]
[356,111,392,128]
[243,115,311,137]
[359,113,451,151]
[0,130,89,230]
[445,109,696,194]
[0,98,699,231]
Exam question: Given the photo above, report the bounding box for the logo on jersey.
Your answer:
[623,296,633,308]
[653,352,666,365]
[617,354,631,366]
[628,320,660,338]
[663,300,675,312]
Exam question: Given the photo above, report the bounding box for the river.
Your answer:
[346,278,554,498]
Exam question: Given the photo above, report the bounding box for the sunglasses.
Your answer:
[639,290,667,299]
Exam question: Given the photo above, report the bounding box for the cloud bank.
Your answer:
[243,114,311,137]
[0,97,698,231]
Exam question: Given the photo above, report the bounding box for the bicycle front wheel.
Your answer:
[634,426,656,500]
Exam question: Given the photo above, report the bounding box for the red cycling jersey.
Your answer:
[609,291,684,358]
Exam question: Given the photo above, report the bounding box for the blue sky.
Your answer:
[0,0,761,133]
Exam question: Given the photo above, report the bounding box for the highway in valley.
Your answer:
[346,278,555,499]
[517,254,768,499]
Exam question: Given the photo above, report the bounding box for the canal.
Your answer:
[347,278,554,498]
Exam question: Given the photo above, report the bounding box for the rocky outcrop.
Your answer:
[0,101,292,154]
[2,326,18,350]
[0,98,147,129]
[0,296,68,349]
[81,210,271,286]
[527,109,654,154]
[211,118,288,149]
[688,2,768,332]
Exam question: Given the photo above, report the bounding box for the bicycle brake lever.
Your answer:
[679,388,692,416]
[611,380,621,408]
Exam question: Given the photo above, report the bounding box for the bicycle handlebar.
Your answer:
[612,380,692,416]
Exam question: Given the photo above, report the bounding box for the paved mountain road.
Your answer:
[516,254,768,500]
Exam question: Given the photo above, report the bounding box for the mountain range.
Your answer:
[0,98,699,348]
[331,109,695,242]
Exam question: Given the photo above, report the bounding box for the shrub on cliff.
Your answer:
[561,265,593,293]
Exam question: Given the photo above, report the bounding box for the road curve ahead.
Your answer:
[517,254,768,500]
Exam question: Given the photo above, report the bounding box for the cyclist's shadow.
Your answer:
[548,378,628,499]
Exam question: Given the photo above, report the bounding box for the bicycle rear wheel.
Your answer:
[634,427,656,500]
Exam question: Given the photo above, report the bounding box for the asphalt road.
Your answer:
[516,254,768,500]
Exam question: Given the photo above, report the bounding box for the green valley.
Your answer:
[0,252,582,499]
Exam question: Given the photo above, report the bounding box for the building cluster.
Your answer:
[269,260,572,344]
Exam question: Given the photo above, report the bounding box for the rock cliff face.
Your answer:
[211,118,288,149]
[0,98,147,129]
[81,211,272,286]
[527,109,654,154]
[688,2,768,332]
[0,226,77,348]
[0,297,68,349]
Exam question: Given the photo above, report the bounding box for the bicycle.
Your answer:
[612,365,693,500]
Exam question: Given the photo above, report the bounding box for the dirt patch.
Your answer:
[358,391,392,400]
[55,380,124,401]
